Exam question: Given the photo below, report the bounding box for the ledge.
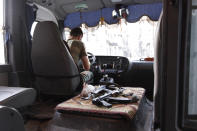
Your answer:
[0,64,12,73]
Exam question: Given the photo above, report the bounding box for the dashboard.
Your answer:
[91,56,130,74]
[89,55,154,101]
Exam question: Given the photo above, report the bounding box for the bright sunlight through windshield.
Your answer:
[0,0,5,64]
[64,16,157,61]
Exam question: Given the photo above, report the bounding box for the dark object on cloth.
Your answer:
[81,84,120,100]
[92,92,139,108]
[92,87,125,108]
[82,84,139,108]
[105,96,139,104]
[56,87,145,120]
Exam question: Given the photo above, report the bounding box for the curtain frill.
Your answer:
[64,3,162,29]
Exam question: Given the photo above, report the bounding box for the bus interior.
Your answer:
[0,0,197,131]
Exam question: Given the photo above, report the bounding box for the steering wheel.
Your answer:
[78,52,96,72]
[87,52,96,65]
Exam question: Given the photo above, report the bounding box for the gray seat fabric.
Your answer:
[0,105,25,131]
[31,21,82,96]
[0,86,36,108]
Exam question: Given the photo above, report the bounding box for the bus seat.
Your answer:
[31,21,82,96]
[130,61,154,100]
[0,105,25,131]
[0,86,36,108]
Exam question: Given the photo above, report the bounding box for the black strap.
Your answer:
[64,39,81,72]
[34,74,80,79]
[63,40,71,53]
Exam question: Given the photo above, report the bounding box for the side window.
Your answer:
[182,0,197,130]
[0,0,5,65]
[188,0,197,117]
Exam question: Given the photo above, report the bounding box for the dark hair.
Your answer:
[70,27,83,37]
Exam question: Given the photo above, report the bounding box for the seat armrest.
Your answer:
[0,87,36,108]
[0,105,25,131]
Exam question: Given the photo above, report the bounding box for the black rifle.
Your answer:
[82,84,139,108]
[92,87,125,108]
[81,84,120,100]
[105,95,139,104]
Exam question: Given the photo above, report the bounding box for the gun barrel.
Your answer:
[92,99,112,108]
[105,95,139,104]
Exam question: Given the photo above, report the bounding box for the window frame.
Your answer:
[185,4,197,120]
[178,0,197,130]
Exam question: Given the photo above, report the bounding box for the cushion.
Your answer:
[0,86,36,108]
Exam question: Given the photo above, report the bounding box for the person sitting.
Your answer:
[67,27,90,71]
[66,27,93,83]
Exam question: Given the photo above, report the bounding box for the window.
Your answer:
[181,0,197,129]
[158,0,197,130]
[188,0,197,116]
[64,16,157,60]
[0,0,5,64]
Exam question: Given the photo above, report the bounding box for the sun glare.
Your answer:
[0,0,5,64]
[64,16,157,61]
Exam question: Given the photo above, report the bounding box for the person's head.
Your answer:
[70,27,83,40]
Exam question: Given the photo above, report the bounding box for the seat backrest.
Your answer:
[129,61,154,101]
[31,21,81,96]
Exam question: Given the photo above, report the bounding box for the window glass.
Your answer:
[0,0,5,64]
[188,3,197,115]
[64,16,157,60]
[192,0,197,6]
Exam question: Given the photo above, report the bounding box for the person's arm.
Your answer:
[81,56,90,71]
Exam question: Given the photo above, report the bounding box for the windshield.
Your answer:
[0,0,5,64]
[64,16,157,60]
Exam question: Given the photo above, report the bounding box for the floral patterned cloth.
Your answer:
[56,87,145,120]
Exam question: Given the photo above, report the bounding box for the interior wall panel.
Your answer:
[0,73,8,86]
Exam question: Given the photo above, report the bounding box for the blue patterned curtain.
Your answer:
[64,3,162,29]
